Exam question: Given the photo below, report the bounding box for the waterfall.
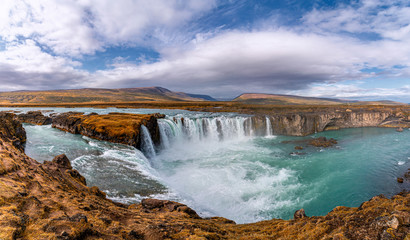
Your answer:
[266,116,273,137]
[157,116,273,148]
[158,121,171,149]
[140,125,156,160]
[247,117,254,136]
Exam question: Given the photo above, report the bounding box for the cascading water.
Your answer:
[151,116,303,223]
[266,116,273,137]
[140,125,156,161]
[158,116,267,144]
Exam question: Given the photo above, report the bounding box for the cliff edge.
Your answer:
[52,112,164,150]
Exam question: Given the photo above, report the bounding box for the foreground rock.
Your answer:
[0,113,409,239]
[52,112,164,149]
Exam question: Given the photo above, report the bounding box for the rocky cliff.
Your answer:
[51,112,164,150]
[15,111,53,125]
[249,108,410,136]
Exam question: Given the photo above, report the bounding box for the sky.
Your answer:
[0,0,410,102]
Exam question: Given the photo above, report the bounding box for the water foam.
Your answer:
[153,118,301,223]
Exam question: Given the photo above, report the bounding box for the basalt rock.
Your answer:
[141,199,201,219]
[52,112,163,150]
[0,112,26,151]
[308,137,338,148]
[250,109,410,136]
[294,209,307,219]
[16,111,52,125]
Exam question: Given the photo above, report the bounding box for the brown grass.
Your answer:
[79,113,153,139]
[1,100,409,115]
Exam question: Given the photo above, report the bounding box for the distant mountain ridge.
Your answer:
[0,87,406,105]
[233,93,406,105]
[0,87,216,104]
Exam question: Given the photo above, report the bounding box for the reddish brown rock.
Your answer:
[309,136,338,148]
[52,112,163,150]
[51,154,72,169]
[294,209,307,219]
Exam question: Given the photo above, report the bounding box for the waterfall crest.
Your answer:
[158,116,273,146]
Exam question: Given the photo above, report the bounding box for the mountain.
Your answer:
[233,93,406,105]
[0,87,216,104]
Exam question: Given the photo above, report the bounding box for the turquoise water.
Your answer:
[8,107,410,223]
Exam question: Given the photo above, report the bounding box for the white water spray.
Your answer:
[158,116,270,144]
[140,125,156,160]
[266,116,273,137]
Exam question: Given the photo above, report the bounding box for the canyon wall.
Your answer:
[253,109,410,136]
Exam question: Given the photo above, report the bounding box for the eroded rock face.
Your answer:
[16,111,52,125]
[294,209,307,219]
[249,109,410,136]
[0,112,26,151]
[52,112,163,150]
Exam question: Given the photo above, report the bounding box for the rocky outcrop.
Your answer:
[249,109,410,136]
[308,137,338,148]
[52,112,164,150]
[0,112,26,151]
[16,111,52,125]
[1,113,410,239]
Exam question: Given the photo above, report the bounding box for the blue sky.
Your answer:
[0,0,409,102]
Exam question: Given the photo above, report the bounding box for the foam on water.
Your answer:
[153,117,307,223]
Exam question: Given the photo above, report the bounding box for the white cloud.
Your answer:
[0,0,100,56]
[82,0,216,46]
[86,27,410,97]
[302,0,410,42]
[291,83,410,102]
[0,0,216,56]
[0,40,87,90]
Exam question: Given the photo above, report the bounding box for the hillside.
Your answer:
[234,93,405,105]
[0,87,216,104]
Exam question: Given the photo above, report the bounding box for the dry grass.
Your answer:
[0,87,209,104]
[79,113,153,139]
[1,100,409,116]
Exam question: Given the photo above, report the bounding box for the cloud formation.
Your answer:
[0,0,409,101]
